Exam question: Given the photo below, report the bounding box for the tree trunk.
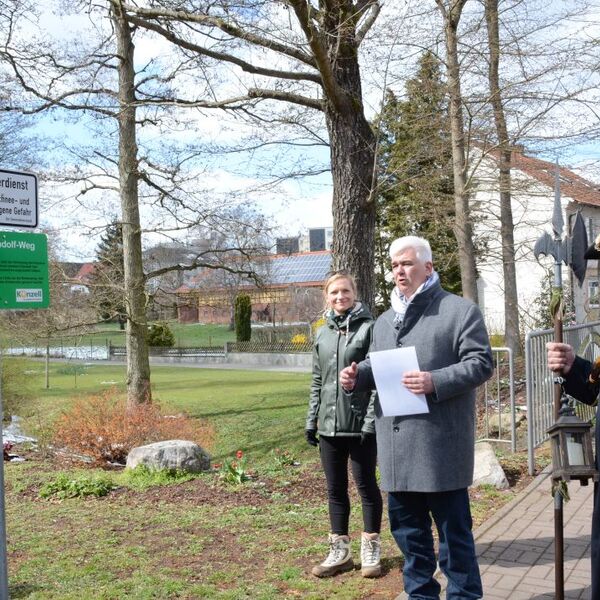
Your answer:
[485,0,521,355]
[113,5,152,407]
[438,0,479,303]
[322,7,377,310]
[327,109,376,310]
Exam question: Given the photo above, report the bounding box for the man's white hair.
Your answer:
[389,236,433,263]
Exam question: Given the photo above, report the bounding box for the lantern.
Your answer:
[547,394,598,485]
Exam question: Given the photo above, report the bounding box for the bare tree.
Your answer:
[1,0,280,406]
[483,0,519,354]
[435,0,479,302]
[118,0,381,308]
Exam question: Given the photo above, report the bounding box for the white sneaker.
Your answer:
[311,534,354,577]
[360,532,382,578]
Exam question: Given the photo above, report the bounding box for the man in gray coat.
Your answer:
[340,235,493,599]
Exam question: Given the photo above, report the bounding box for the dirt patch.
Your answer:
[10,446,540,599]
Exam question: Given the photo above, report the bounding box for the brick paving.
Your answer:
[395,467,594,599]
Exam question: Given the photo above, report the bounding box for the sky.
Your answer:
[5,0,600,262]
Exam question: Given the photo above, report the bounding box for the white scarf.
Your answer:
[391,270,439,325]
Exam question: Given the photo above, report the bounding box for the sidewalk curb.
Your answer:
[472,464,553,541]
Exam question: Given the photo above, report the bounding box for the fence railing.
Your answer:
[109,345,226,358]
[226,340,312,353]
[525,321,600,474]
[477,347,516,452]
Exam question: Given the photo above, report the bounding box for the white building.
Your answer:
[472,148,600,335]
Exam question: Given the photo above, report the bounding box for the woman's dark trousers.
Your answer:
[319,435,382,535]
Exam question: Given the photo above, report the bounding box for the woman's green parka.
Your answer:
[306,303,375,437]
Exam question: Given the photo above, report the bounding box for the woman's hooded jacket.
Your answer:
[306,302,375,437]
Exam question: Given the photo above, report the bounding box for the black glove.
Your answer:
[305,429,319,447]
[360,431,375,445]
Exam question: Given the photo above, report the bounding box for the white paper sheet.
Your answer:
[369,347,430,417]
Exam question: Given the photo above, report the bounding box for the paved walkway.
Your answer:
[397,467,594,599]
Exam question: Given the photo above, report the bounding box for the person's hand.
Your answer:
[360,431,374,445]
[305,429,319,447]
[340,362,358,391]
[402,370,434,394]
[546,342,575,375]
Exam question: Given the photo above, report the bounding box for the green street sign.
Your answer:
[0,231,49,309]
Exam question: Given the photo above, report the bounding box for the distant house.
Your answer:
[60,262,95,294]
[472,147,600,333]
[177,250,331,325]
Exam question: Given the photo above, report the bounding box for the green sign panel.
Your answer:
[0,231,49,309]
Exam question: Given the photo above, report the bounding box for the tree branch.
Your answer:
[248,87,323,111]
[355,1,381,45]
[287,0,344,110]
[119,2,316,68]
[125,14,322,85]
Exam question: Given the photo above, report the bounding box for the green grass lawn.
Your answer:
[4,358,534,599]
[4,321,236,351]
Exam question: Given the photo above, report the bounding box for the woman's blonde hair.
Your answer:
[323,270,357,296]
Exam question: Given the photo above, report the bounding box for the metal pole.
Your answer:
[0,354,11,599]
[552,166,564,600]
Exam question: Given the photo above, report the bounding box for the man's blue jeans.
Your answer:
[388,488,482,599]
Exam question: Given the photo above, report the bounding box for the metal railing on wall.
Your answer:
[525,321,600,475]
[109,345,226,358]
[226,340,312,354]
[477,347,516,452]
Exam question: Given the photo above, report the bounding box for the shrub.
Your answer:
[1,357,33,417]
[53,389,214,465]
[290,333,308,348]
[147,322,175,347]
[39,473,115,499]
[234,294,252,342]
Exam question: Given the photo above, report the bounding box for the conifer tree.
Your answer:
[90,220,126,329]
[234,294,252,343]
[375,50,461,311]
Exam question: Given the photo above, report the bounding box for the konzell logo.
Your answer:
[16,289,43,302]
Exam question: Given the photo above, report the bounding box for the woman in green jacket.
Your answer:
[305,271,382,578]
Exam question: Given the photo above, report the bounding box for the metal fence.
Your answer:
[525,321,600,474]
[226,340,312,353]
[109,346,226,358]
[477,347,516,452]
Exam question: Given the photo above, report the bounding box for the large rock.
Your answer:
[472,442,509,489]
[126,440,211,473]
[488,411,526,435]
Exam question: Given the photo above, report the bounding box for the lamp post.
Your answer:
[533,163,592,600]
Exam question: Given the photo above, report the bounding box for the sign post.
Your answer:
[0,168,43,599]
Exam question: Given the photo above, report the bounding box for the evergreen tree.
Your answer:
[90,220,126,329]
[234,294,252,342]
[374,51,461,311]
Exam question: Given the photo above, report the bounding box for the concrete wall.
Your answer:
[146,352,312,370]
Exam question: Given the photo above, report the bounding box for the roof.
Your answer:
[268,250,332,285]
[74,263,95,282]
[484,146,600,207]
[178,250,332,292]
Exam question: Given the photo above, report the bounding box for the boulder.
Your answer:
[488,411,526,435]
[472,441,509,489]
[126,440,211,473]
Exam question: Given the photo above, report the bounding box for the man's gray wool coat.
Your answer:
[355,280,493,493]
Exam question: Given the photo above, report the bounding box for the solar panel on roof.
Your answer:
[271,253,331,285]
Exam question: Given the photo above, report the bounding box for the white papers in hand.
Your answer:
[369,347,430,417]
